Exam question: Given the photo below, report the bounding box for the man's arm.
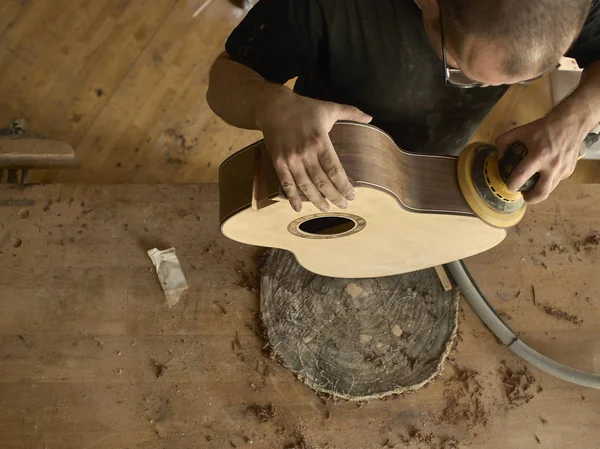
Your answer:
[207,52,372,212]
[496,0,600,203]
[496,60,600,203]
[207,52,291,131]
[207,0,373,213]
[562,59,600,126]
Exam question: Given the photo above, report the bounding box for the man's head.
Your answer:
[418,0,592,86]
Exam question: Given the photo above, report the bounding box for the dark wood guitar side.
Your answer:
[219,121,474,223]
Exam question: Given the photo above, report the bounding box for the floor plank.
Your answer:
[0,0,178,145]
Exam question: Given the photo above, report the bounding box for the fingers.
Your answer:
[273,150,330,212]
[495,127,521,160]
[274,163,303,212]
[273,149,351,212]
[319,136,355,201]
[304,159,348,210]
[290,163,330,212]
[272,146,345,212]
[265,101,371,212]
[335,104,373,124]
[524,172,554,204]
[270,132,355,211]
[505,155,542,193]
[526,152,576,203]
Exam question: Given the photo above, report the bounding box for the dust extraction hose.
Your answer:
[446,260,600,389]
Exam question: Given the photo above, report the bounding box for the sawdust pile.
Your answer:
[572,233,600,252]
[498,361,536,408]
[441,365,488,427]
[397,427,460,449]
[250,403,275,422]
[538,304,583,325]
[235,259,259,293]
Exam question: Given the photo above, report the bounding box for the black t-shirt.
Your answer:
[225,0,600,156]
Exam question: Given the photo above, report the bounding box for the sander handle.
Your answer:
[499,127,599,193]
[498,143,537,192]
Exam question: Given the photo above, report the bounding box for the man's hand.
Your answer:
[495,115,586,204]
[258,92,372,212]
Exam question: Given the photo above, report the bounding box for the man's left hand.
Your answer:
[495,115,586,204]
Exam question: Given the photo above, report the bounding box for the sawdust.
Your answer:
[441,365,487,427]
[284,438,308,449]
[399,426,460,449]
[548,243,567,253]
[214,301,228,315]
[246,311,272,357]
[250,403,275,422]
[152,360,167,379]
[233,332,243,350]
[573,233,600,252]
[497,311,513,320]
[584,233,600,247]
[498,361,536,408]
[538,303,583,325]
[235,259,259,293]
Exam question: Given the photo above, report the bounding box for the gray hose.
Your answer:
[447,260,600,389]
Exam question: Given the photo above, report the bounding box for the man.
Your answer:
[208,0,600,213]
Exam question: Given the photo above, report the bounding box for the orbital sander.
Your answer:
[457,126,600,228]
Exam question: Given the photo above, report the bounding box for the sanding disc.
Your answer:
[457,143,526,228]
[260,249,458,400]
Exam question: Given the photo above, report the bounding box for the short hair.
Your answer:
[442,0,592,77]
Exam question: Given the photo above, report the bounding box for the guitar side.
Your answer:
[220,121,474,223]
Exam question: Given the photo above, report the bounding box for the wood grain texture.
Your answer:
[0,183,599,449]
[220,122,473,223]
[222,186,506,278]
[261,249,458,400]
[469,78,552,144]
[330,123,473,214]
[0,0,260,184]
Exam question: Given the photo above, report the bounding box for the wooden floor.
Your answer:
[0,0,567,185]
[0,0,262,184]
[1,182,599,449]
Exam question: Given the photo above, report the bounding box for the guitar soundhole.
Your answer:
[298,216,356,236]
[288,213,366,239]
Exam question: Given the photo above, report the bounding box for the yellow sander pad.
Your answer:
[457,143,526,228]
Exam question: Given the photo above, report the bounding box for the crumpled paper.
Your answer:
[147,247,188,307]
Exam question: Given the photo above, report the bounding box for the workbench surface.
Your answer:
[1,183,598,449]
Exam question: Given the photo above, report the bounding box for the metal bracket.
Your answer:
[1,118,35,184]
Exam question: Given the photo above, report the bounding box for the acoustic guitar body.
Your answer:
[219,122,506,278]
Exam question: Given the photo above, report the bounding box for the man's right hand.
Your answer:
[257,92,372,212]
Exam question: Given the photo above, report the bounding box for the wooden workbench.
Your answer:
[0,183,599,449]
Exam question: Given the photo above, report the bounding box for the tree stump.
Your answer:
[260,249,458,400]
